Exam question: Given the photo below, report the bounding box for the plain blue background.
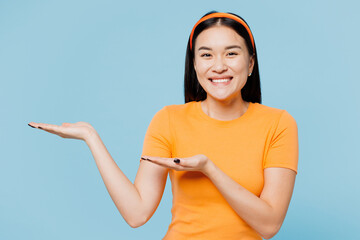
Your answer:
[1,0,359,239]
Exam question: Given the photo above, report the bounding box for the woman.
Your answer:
[29,11,298,240]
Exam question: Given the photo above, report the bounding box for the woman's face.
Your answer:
[193,25,254,103]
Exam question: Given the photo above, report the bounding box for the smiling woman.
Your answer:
[193,25,254,109]
[29,10,298,240]
[185,11,260,105]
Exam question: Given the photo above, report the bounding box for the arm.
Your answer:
[143,154,296,239]
[200,110,298,238]
[29,121,168,228]
[141,110,298,238]
[204,164,296,239]
[85,130,168,228]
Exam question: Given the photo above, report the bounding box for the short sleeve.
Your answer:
[263,110,299,174]
[140,106,173,159]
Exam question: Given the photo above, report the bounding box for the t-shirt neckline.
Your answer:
[194,100,255,126]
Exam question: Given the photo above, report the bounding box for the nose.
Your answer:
[212,56,228,73]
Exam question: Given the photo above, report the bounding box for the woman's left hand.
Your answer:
[141,154,214,176]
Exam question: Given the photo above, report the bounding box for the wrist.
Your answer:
[84,128,99,144]
[203,159,217,177]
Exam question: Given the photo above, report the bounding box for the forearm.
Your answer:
[84,131,145,227]
[204,162,278,239]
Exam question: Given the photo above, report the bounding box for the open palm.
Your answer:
[28,121,95,141]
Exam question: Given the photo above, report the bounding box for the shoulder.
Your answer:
[252,102,296,124]
[253,102,283,116]
[150,102,196,124]
[249,103,297,133]
[164,101,195,112]
[159,101,197,117]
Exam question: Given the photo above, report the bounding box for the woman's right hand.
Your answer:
[28,121,96,141]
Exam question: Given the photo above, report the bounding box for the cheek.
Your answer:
[229,58,249,72]
[194,60,212,75]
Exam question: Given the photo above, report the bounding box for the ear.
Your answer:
[193,57,197,72]
[248,54,255,74]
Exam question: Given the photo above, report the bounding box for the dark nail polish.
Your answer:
[141,157,146,160]
[28,124,35,128]
[174,158,180,164]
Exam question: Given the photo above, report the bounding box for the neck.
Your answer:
[201,96,249,121]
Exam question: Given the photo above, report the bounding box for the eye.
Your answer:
[200,53,211,57]
[227,52,238,56]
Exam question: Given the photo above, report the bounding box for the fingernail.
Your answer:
[38,126,43,129]
[141,157,151,161]
[174,158,180,164]
[28,124,35,128]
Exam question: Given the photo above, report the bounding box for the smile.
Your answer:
[208,77,232,86]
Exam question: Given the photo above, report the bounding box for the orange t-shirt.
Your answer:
[141,101,299,240]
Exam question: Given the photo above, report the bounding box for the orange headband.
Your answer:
[189,12,255,51]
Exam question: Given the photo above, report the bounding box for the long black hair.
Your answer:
[184,11,261,104]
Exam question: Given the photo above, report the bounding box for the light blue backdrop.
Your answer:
[1,0,359,239]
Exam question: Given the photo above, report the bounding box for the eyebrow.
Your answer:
[197,45,242,51]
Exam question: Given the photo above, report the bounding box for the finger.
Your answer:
[141,156,174,166]
[147,156,191,167]
[36,123,61,132]
[177,156,198,168]
[145,159,189,171]
[33,123,68,138]
[141,156,174,167]
[28,122,39,128]
[28,122,52,130]
[141,156,192,171]
[35,126,64,137]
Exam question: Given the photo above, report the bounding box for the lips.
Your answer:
[208,77,233,86]
[208,76,233,82]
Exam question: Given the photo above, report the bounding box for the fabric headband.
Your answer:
[189,12,255,51]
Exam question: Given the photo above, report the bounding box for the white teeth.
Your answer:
[211,78,231,83]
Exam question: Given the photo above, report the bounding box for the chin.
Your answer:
[207,94,237,103]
